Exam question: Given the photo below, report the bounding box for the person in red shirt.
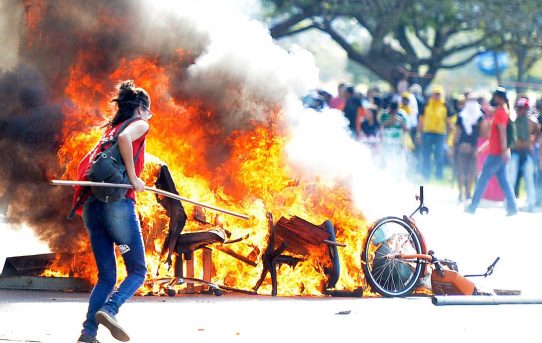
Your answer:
[329,83,346,110]
[466,87,518,216]
[76,80,152,343]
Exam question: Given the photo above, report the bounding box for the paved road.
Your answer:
[0,289,540,343]
[1,183,539,295]
[1,184,541,342]
[409,185,542,296]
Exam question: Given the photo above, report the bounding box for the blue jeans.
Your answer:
[422,133,446,180]
[534,144,542,207]
[81,196,147,337]
[508,151,536,210]
[468,155,518,214]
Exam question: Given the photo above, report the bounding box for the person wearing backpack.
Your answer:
[73,80,152,343]
[508,97,540,212]
[466,87,518,216]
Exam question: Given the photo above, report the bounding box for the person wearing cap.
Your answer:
[508,96,540,212]
[418,84,451,180]
[466,87,518,215]
[409,84,426,114]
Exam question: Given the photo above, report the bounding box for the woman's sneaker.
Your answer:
[77,334,100,343]
[95,310,130,342]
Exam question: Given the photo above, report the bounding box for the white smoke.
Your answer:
[0,0,20,71]
[145,0,318,101]
[283,97,416,220]
[145,0,417,220]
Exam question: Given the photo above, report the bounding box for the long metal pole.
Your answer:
[50,180,250,220]
[432,295,542,306]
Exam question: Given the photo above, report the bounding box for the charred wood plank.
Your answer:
[215,246,257,267]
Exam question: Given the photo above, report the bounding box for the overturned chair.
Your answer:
[253,212,343,296]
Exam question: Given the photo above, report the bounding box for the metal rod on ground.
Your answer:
[214,246,257,267]
[50,180,250,220]
[323,239,346,247]
[432,295,542,306]
[218,285,258,295]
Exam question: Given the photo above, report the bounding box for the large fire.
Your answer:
[14,1,369,296]
[54,54,368,295]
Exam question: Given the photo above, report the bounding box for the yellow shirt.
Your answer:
[400,103,411,116]
[422,99,448,134]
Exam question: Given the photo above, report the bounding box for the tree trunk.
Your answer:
[418,75,435,93]
[516,48,526,94]
[418,64,438,93]
[269,11,311,38]
[348,51,436,91]
[492,51,502,85]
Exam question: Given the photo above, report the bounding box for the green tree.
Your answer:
[479,0,542,93]
[264,0,501,90]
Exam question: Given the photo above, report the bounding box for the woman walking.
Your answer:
[73,80,152,342]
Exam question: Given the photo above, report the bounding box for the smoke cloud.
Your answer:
[0,0,318,260]
[0,0,414,266]
[283,97,416,220]
[0,1,20,71]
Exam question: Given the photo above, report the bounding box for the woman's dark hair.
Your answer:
[109,80,150,127]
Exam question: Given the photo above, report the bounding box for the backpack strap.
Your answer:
[133,139,145,161]
[113,117,141,139]
[67,118,146,220]
[99,117,141,151]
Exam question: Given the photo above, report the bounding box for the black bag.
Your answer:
[506,118,517,149]
[86,118,144,203]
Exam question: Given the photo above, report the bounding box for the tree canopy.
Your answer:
[479,0,542,92]
[264,0,542,91]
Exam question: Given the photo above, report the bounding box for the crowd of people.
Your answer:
[303,82,542,215]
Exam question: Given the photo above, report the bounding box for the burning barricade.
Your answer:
[0,1,507,300]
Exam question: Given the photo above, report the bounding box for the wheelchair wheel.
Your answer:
[362,216,424,297]
[166,287,177,297]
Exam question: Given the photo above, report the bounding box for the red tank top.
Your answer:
[71,119,148,215]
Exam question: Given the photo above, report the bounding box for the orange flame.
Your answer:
[53,51,370,296]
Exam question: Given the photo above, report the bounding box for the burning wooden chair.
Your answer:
[150,165,256,296]
[253,212,343,296]
[162,227,227,296]
[151,165,343,296]
[151,165,228,296]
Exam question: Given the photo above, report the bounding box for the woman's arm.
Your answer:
[497,123,509,162]
[118,120,149,191]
